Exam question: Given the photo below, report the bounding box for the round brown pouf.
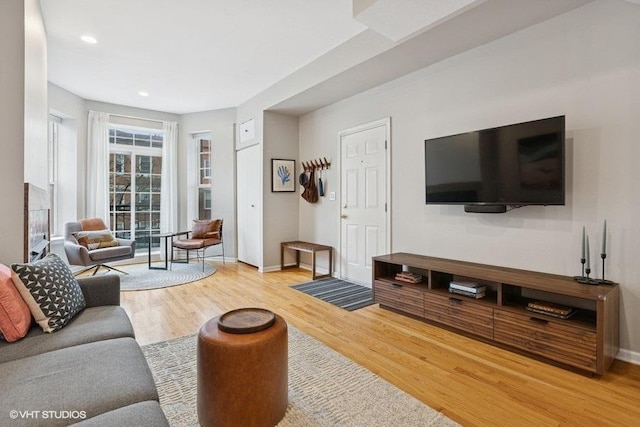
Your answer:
[197,309,288,427]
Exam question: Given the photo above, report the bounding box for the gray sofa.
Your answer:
[0,275,168,426]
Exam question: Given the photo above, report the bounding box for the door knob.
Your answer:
[341,214,347,219]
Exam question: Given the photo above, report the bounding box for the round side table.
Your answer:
[197,308,288,427]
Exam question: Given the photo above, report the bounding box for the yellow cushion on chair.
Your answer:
[74,230,119,250]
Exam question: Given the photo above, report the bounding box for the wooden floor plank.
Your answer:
[120,262,640,427]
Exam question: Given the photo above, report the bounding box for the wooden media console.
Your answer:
[373,253,619,375]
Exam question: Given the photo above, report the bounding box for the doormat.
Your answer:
[291,278,374,311]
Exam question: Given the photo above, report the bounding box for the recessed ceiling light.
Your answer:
[80,35,97,44]
[138,91,149,97]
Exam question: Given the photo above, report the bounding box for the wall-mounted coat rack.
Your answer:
[300,158,330,203]
[301,158,330,172]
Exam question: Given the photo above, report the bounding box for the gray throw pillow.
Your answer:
[11,253,86,333]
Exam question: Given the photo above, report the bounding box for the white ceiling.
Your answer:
[41,0,599,116]
[41,0,367,114]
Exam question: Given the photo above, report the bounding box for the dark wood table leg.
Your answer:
[312,250,317,280]
[281,244,286,271]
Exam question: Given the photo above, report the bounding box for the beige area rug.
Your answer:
[96,262,216,291]
[142,326,459,427]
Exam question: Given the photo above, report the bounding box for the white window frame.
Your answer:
[194,133,212,220]
[48,115,61,235]
[108,124,163,253]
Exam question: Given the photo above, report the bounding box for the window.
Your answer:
[195,134,212,220]
[48,116,61,235]
[109,126,163,253]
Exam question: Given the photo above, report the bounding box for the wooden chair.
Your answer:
[171,219,224,271]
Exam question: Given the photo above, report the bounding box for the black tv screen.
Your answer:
[425,116,565,207]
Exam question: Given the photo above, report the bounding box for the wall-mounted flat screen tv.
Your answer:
[425,116,565,211]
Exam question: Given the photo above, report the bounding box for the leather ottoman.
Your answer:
[197,309,288,427]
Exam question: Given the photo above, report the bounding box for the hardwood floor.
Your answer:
[120,261,640,427]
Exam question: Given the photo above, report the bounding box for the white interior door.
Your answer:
[236,144,261,267]
[339,119,390,285]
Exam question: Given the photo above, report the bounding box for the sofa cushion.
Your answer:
[70,401,168,426]
[0,305,134,364]
[74,229,119,250]
[88,245,133,261]
[11,253,86,333]
[0,337,159,427]
[0,264,32,342]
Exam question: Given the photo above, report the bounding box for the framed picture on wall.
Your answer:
[271,159,295,192]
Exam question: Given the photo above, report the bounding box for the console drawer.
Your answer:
[494,309,597,371]
[424,292,494,339]
[373,280,424,317]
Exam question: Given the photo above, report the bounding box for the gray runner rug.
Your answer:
[291,278,374,311]
[142,326,459,427]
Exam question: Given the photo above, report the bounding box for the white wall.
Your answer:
[180,108,237,259]
[0,0,26,264]
[298,0,640,354]
[23,0,48,190]
[0,0,48,264]
[263,111,299,269]
[48,83,86,233]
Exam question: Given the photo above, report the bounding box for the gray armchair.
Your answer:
[64,218,136,275]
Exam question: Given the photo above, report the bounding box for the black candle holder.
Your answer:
[597,253,615,285]
[573,258,586,281]
[577,266,600,285]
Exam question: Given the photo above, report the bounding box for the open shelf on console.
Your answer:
[429,287,498,308]
[375,276,429,290]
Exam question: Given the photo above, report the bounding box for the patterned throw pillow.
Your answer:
[11,253,86,333]
[73,229,119,250]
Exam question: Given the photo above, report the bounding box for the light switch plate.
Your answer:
[329,191,336,201]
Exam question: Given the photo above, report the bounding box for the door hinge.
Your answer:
[385,203,387,212]
[385,140,387,150]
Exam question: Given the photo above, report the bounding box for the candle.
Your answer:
[581,226,586,260]
[602,220,607,255]
[586,235,590,270]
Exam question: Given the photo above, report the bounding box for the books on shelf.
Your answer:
[526,306,576,320]
[527,301,574,316]
[449,281,486,294]
[449,288,486,299]
[394,271,422,284]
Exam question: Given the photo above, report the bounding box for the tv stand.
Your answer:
[372,253,619,375]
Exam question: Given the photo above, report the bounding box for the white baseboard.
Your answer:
[617,348,640,365]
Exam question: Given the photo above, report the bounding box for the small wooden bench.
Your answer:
[280,241,333,280]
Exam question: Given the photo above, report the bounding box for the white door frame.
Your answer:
[337,117,391,281]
